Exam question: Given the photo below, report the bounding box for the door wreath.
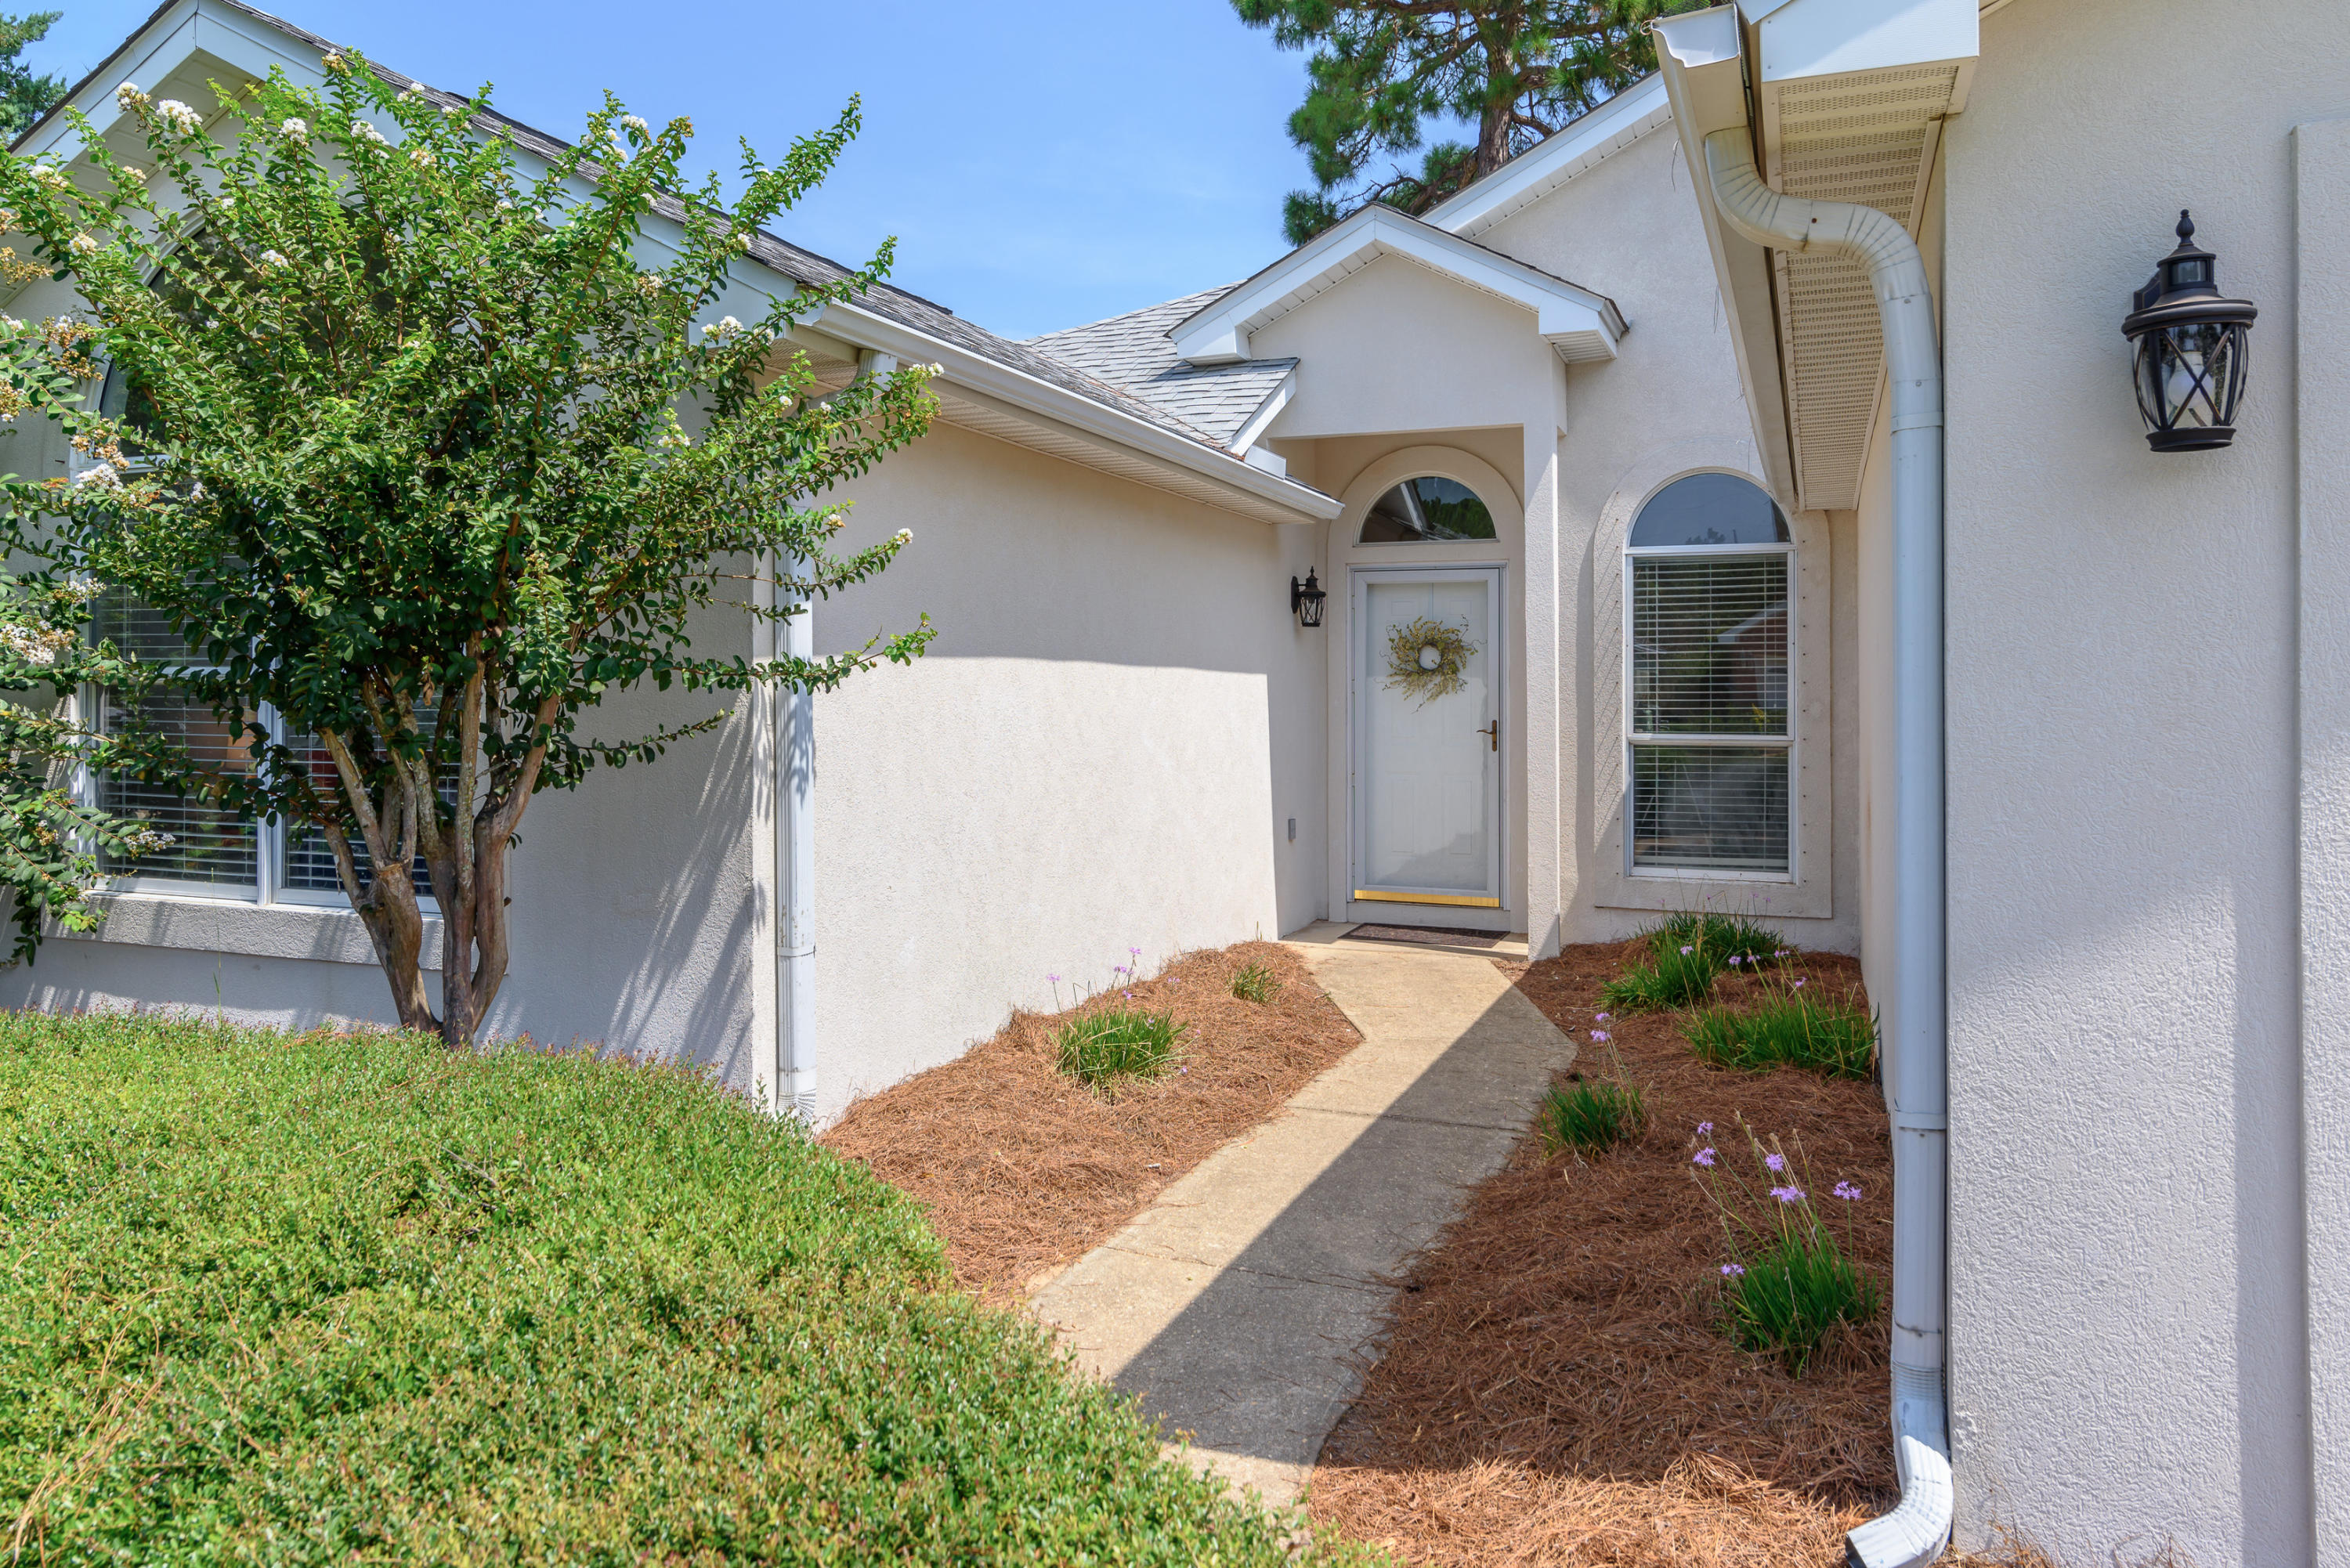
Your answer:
[1383,615,1478,705]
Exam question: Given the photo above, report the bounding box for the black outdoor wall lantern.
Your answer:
[1291,569,1327,627]
[2122,211,2256,452]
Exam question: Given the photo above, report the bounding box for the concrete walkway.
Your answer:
[1029,921,1577,1508]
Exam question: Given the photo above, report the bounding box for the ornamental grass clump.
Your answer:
[1685,979,1877,1080]
[1231,959,1282,1004]
[0,1012,1331,1563]
[1055,1006,1186,1090]
[1600,932,1723,1010]
[1691,1117,1879,1375]
[1539,1050,1647,1157]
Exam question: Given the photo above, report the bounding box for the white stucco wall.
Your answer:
[1480,125,1860,954]
[803,421,1325,1122]
[1939,0,2350,1558]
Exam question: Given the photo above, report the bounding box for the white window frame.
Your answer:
[1622,536,1798,883]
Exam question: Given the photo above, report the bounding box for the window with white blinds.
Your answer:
[1626,474,1794,876]
[89,593,441,903]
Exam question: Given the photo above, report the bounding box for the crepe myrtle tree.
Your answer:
[0,56,939,1044]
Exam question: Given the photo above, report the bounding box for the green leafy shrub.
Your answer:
[1055,1007,1186,1089]
[0,1013,1334,1564]
[1692,1117,1879,1375]
[1231,960,1282,1004]
[1539,1074,1647,1156]
[1684,984,1876,1080]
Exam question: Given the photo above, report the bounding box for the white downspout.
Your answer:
[1699,127,1952,1568]
[775,544,816,1122]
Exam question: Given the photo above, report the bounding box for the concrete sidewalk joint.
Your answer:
[1029,927,1575,1509]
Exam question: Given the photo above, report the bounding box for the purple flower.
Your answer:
[1591,1029,1611,1043]
[1793,977,1807,989]
[1179,1066,1188,1074]
[1121,990,1133,999]
[1693,1147,1717,1167]
[1696,1122,1713,1135]
[1594,1012,1611,1023]
[1721,1263,1746,1277]
[1130,946,1141,956]
[1834,1180,1864,1201]
[1729,955,1743,967]
[1047,974,1061,984]
[1764,1152,1785,1172]
[1679,945,1694,956]
[1770,1184,1806,1205]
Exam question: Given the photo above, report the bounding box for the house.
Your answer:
[2,0,2342,1561]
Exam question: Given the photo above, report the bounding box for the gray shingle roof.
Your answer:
[33,0,1248,460]
[1029,289,1296,451]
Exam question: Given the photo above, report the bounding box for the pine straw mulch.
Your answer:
[820,940,1363,1305]
[1308,938,1897,1567]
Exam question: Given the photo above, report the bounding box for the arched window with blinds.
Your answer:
[1624,473,1793,875]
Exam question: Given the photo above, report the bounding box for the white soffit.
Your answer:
[1168,204,1627,368]
[1423,74,1672,240]
[1750,0,1976,511]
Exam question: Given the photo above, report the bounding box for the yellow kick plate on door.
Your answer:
[1353,890,1502,909]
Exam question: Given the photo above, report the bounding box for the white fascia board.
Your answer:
[822,295,1342,523]
[1654,7,1802,511]
[1170,205,1625,367]
[1226,364,1297,455]
[1751,0,1978,85]
[1423,74,1673,240]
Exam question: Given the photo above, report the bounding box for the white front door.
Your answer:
[1351,567,1504,917]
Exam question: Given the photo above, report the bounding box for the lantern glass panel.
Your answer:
[2133,322,2247,437]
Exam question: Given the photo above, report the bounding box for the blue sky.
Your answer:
[26,0,1348,341]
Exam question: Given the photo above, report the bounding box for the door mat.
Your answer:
[1346,925,1509,948]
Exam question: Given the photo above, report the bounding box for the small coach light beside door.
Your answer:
[1291,569,1327,628]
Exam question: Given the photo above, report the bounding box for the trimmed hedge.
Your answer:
[0,1013,1345,1564]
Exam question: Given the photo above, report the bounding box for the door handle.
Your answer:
[1478,721,1499,752]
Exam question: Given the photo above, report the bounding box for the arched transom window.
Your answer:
[1625,473,1793,875]
[1358,475,1496,544]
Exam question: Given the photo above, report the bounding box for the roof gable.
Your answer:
[1421,74,1672,240]
[1168,204,1627,368]
[1028,289,1296,452]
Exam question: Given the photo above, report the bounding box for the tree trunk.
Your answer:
[1477,44,1518,177]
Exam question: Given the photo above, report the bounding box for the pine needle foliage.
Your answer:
[0,58,939,1043]
[1232,0,1716,244]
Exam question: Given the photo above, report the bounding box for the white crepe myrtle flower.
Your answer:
[70,464,118,487]
[398,83,423,102]
[258,249,287,269]
[0,622,75,667]
[155,99,200,134]
[67,233,97,256]
[114,82,148,112]
[121,166,147,184]
[494,197,513,211]
[620,114,649,133]
[702,316,743,343]
[31,165,67,190]
[408,146,436,168]
[322,51,347,73]
[636,272,663,298]
[352,120,385,145]
[280,117,308,139]
[0,210,16,232]
[891,528,913,544]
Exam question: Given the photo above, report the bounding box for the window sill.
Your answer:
[55,891,442,970]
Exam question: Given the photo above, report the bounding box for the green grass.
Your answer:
[1054,1006,1187,1089]
[1684,989,1877,1079]
[1230,961,1282,1005]
[0,1013,1344,1564]
[1723,1224,1882,1375]
[1602,912,1792,1012]
[1599,938,1723,1010]
[1538,1075,1648,1156]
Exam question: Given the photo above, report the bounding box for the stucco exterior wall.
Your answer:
[1482,125,1860,953]
[1939,0,2350,1558]
[804,420,1325,1121]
